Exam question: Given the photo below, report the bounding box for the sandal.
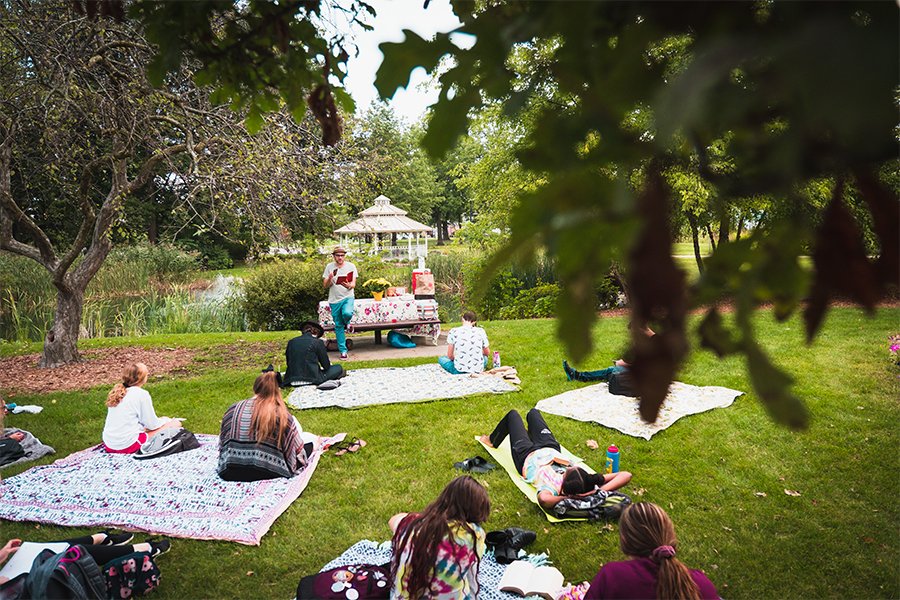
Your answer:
[453,456,496,474]
[334,437,367,456]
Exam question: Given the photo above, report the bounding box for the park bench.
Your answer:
[323,318,441,345]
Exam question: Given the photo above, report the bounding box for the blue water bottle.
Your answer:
[605,445,620,474]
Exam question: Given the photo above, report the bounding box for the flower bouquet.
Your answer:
[362,277,392,300]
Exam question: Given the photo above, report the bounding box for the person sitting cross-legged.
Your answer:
[480,408,631,511]
[283,321,344,387]
[438,310,490,375]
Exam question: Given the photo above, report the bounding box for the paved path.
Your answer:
[328,331,448,362]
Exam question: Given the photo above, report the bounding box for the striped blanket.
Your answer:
[0,432,343,545]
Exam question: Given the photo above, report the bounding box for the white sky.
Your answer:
[340,0,464,125]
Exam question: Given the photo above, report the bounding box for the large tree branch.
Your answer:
[0,123,59,270]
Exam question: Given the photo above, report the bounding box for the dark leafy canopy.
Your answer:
[126,0,375,138]
[377,1,899,426]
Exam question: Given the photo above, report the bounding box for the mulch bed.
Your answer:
[0,342,283,396]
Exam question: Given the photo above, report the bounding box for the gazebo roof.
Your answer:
[335,195,432,235]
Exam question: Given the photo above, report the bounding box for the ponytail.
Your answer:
[106,363,149,407]
[619,503,701,600]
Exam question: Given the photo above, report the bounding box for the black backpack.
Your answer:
[0,437,26,467]
[552,490,633,521]
[20,545,107,599]
[133,428,200,460]
[608,370,636,397]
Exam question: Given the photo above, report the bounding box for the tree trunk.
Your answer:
[717,207,730,247]
[148,210,158,244]
[39,286,84,367]
[609,260,630,305]
[440,220,450,244]
[688,213,704,274]
[735,213,744,241]
[391,232,397,246]
[704,224,717,252]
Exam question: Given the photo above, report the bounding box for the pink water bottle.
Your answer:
[492,351,501,368]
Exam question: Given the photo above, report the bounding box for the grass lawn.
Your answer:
[1,307,897,599]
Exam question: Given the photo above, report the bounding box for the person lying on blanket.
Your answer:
[283,321,345,387]
[0,532,170,585]
[480,409,632,511]
[0,396,24,444]
[102,363,182,454]
[218,370,316,482]
[563,323,654,383]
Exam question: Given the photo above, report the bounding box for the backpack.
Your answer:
[552,490,633,522]
[387,331,416,349]
[608,370,636,397]
[20,545,107,600]
[0,437,26,466]
[103,552,161,599]
[133,428,200,460]
[296,564,390,600]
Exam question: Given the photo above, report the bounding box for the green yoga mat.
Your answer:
[475,436,597,523]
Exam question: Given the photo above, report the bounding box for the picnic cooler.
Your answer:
[412,269,435,299]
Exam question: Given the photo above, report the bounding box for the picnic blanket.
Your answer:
[476,436,595,523]
[287,364,517,410]
[319,540,527,600]
[0,432,343,545]
[536,381,743,440]
[0,428,55,470]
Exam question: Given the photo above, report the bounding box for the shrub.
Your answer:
[499,284,561,319]
[242,260,324,331]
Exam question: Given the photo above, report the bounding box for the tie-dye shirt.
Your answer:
[522,447,569,495]
[391,514,485,599]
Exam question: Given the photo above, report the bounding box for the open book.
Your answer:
[0,541,69,581]
[335,271,354,285]
[498,560,565,600]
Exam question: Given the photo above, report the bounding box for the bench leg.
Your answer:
[375,330,382,345]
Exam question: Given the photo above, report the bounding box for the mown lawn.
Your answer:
[1,307,897,599]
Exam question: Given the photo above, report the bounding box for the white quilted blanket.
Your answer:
[536,381,743,440]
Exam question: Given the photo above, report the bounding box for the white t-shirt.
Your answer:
[447,325,490,373]
[323,261,358,304]
[102,386,169,450]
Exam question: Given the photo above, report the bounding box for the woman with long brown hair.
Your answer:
[218,370,312,481]
[102,363,181,453]
[585,502,718,600]
[389,476,490,599]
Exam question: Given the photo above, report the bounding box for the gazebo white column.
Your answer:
[407,234,412,259]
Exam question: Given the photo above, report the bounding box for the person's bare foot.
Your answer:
[478,435,493,448]
[8,432,25,442]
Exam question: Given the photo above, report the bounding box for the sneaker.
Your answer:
[148,540,171,558]
[563,360,577,381]
[340,352,348,360]
[101,531,134,546]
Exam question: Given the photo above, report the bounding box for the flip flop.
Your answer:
[335,437,367,456]
[453,456,496,474]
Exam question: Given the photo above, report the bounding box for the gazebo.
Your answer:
[334,195,433,259]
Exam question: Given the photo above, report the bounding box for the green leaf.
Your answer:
[746,342,808,429]
[375,31,455,99]
[698,308,740,357]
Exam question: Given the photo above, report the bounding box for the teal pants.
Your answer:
[438,355,489,375]
[329,297,355,354]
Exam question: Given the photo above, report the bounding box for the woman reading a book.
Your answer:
[389,476,490,599]
[480,409,632,510]
[584,502,718,600]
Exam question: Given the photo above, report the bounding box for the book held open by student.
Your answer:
[498,560,565,600]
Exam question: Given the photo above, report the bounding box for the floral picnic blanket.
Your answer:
[286,364,517,410]
[320,540,525,600]
[0,433,343,545]
[536,381,743,440]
